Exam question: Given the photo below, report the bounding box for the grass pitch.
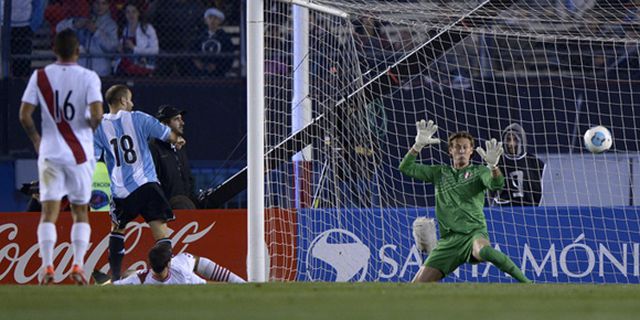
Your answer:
[1,283,639,320]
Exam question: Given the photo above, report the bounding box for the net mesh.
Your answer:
[263,0,640,283]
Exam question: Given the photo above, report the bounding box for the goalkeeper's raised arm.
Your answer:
[398,119,441,182]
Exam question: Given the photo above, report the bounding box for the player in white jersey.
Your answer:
[94,84,185,281]
[92,242,246,285]
[19,29,104,285]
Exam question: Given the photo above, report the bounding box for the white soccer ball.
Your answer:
[584,126,612,153]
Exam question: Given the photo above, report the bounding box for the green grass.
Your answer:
[1,283,639,320]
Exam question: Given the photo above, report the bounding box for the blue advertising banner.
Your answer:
[296,207,640,283]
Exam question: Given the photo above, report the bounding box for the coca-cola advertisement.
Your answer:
[0,210,248,284]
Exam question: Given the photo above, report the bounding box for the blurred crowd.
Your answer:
[2,0,240,77]
[4,0,639,79]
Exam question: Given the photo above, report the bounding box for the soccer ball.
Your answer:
[584,126,612,153]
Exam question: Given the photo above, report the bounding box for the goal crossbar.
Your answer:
[205,0,518,208]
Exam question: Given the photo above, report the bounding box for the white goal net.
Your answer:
[261,0,640,283]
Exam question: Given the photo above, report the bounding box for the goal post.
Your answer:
[247,0,640,283]
[247,0,266,283]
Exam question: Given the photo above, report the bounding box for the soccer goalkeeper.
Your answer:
[399,119,531,283]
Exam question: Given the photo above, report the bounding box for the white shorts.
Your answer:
[38,158,96,204]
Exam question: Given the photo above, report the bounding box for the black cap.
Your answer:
[155,105,186,121]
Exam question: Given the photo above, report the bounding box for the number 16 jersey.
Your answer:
[94,110,170,198]
[21,63,103,165]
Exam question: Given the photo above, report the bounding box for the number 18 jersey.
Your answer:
[94,110,170,199]
[21,63,102,165]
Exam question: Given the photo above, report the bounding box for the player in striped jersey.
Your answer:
[19,29,104,285]
[92,243,246,285]
[94,84,185,280]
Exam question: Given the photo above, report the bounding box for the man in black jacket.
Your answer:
[190,7,234,77]
[491,123,546,207]
[149,105,197,209]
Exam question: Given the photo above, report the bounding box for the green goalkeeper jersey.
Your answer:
[399,153,504,238]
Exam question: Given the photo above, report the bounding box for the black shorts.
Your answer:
[109,182,175,229]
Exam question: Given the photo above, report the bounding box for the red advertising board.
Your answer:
[0,210,248,284]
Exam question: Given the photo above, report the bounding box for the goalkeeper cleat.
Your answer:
[40,266,55,285]
[91,269,112,286]
[70,265,88,285]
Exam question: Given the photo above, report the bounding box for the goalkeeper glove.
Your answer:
[412,119,440,152]
[412,217,437,254]
[475,138,503,170]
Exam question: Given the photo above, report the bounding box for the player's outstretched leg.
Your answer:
[479,246,531,283]
[412,265,444,283]
[195,257,246,283]
[109,232,125,280]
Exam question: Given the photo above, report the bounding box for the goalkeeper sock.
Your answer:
[109,232,125,281]
[479,246,531,283]
[196,257,246,283]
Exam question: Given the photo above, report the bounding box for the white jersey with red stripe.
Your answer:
[113,253,207,285]
[21,63,102,165]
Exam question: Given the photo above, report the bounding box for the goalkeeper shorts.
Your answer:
[424,229,489,276]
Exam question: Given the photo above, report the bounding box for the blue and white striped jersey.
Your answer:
[94,110,171,199]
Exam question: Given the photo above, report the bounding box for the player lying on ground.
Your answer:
[400,119,531,283]
[92,243,245,285]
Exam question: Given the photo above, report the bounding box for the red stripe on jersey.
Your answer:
[37,69,87,164]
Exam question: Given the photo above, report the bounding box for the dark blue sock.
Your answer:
[109,232,125,281]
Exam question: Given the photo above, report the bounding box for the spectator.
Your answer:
[190,7,233,77]
[109,1,149,31]
[149,105,197,209]
[44,0,89,42]
[147,0,204,75]
[113,1,159,76]
[491,123,545,207]
[110,0,135,26]
[207,0,240,25]
[0,0,45,77]
[56,0,119,76]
